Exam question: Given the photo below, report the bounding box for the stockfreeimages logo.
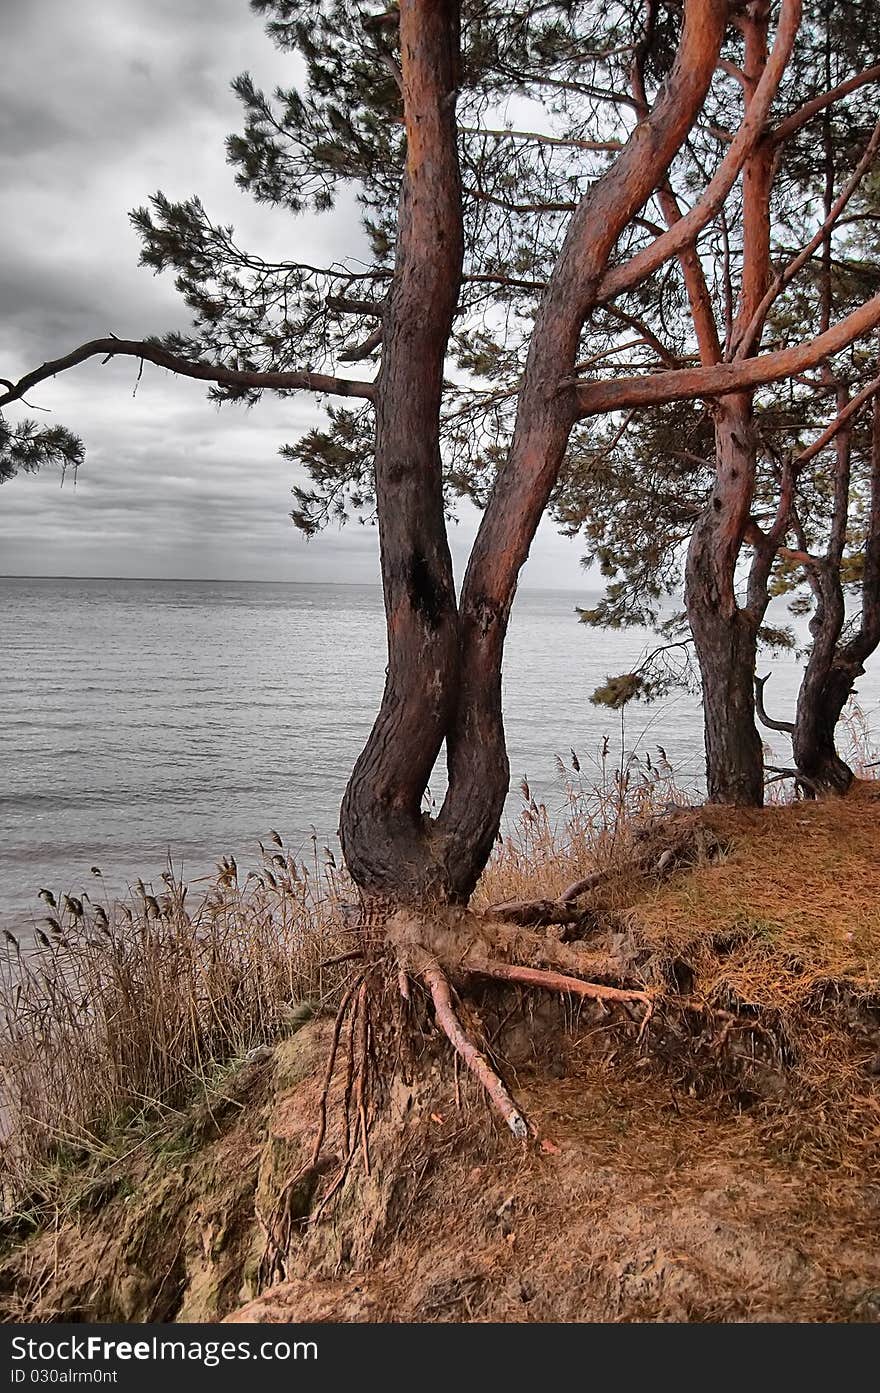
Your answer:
[10,1336,317,1371]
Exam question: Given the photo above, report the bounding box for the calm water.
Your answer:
[1,576,877,931]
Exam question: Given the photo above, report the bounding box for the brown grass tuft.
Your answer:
[0,836,355,1211]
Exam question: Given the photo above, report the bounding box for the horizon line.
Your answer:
[0,573,589,594]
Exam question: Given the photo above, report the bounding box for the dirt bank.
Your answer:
[2,790,878,1323]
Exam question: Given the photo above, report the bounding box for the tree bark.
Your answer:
[435,0,729,899]
[792,662,857,793]
[686,397,764,805]
[684,10,775,808]
[338,0,463,903]
[791,389,880,793]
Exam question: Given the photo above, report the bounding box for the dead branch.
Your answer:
[459,125,622,153]
[560,871,609,902]
[324,295,385,318]
[755,674,795,734]
[482,897,584,927]
[765,765,824,794]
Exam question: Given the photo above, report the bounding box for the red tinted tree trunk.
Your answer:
[792,662,858,793]
[341,0,728,907]
[436,0,728,899]
[685,393,764,804]
[339,0,463,904]
[684,10,774,807]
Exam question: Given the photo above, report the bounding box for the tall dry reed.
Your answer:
[0,833,351,1207]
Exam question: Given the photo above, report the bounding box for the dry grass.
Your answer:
[1,722,879,1322]
[0,834,353,1208]
[476,736,691,908]
[626,788,880,1005]
[2,712,878,1223]
[474,723,880,1177]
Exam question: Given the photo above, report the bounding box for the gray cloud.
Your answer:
[1,0,587,592]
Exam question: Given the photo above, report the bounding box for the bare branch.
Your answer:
[755,674,795,733]
[460,125,622,153]
[764,765,823,794]
[656,183,723,365]
[601,304,682,368]
[0,339,376,409]
[324,295,385,318]
[339,326,383,362]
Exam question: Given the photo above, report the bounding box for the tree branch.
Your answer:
[571,293,880,416]
[324,295,386,318]
[460,125,622,153]
[0,339,376,409]
[437,0,729,888]
[601,305,682,368]
[755,673,795,733]
[339,326,384,362]
[772,63,880,145]
[596,0,802,304]
[734,119,880,360]
[793,371,880,468]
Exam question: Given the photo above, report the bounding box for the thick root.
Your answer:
[421,961,529,1139]
[417,952,652,1137]
[467,959,651,1011]
[262,908,655,1259]
[482,896,589,927]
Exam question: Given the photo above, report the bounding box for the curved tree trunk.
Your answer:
[791,390,880,794]
[342,0,729,906]
[683,11,776,809]
[686,393,765,805]
[437,0,729,900]
[792,661,857,793]
[339,0,464,904]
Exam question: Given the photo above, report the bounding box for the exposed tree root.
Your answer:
[416,948,653,1137]
[420,961,529,1139]
[258,906,658,1259]
[482,923,628,981]
[484,818,730,927]
[484,873,609,925]
[258,967,375,1285]
[467,959,651,1012]
[481,897,589,927]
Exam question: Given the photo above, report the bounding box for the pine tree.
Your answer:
[555,0,880,802]
[4,2,880,1128]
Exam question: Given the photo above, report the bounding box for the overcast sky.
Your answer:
[0,0,588,590]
